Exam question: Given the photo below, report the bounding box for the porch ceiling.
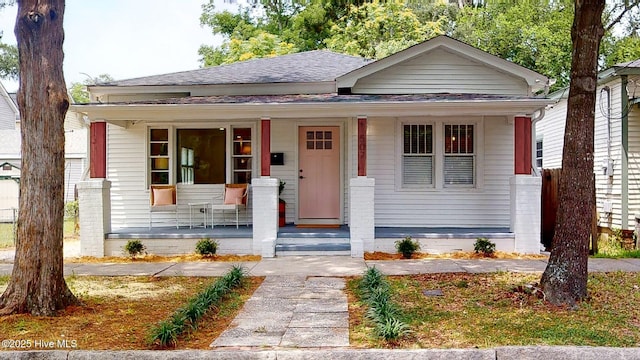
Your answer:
[73,93,553,126]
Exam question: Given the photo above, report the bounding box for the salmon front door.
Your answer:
[298,126,340,221]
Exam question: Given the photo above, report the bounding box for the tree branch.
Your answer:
[605,0,640,32]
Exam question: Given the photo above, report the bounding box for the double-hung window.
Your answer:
[402,124,433,186]
[444,124,475,186]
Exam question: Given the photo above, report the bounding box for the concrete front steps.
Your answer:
[275,238,351,256]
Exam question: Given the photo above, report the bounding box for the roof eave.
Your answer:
[73,98,553,127]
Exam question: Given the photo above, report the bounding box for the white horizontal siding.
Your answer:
[64,158,85,203]
[352,48,528,96]
[270,120,298,225]
[0,92,17,130]
[627,84,640,228]
[270,118,349,224]
[368,116,512,227]
[538,78,629,229]
[108,122,256,229]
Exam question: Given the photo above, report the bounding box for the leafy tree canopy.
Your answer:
[69,73,113,104]
[326,0,446,59]
[200,0,640,91]
[0,1,18,80]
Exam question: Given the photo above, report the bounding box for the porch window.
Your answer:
[148,126,254,186]
[403,124,433,186]
[444,124,474,186]
[232,127,252,183]
[536,139,543,169]
[177,128,226,184]
[149,129,170,185]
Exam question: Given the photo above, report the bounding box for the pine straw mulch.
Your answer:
[0,276,263,350]
[65,253,262,263]
[364,251,548,260]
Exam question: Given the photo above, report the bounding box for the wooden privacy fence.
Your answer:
[541,168,598,252]
[541,169,561,250]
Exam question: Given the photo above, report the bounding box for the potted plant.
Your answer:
[279,180,286,227]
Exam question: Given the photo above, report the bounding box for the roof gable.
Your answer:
[337,36,550,95]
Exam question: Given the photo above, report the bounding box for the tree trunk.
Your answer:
[0,0,78,316]
[540,0,605,306]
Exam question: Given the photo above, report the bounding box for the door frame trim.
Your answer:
[295,120,345,225]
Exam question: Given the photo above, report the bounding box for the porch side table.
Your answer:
[188,202,210,228]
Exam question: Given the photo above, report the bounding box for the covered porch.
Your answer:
[102,224,515,257]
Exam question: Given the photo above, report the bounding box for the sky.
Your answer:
[0,0,239,92]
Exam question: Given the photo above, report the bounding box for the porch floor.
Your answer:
[106,225,513,239]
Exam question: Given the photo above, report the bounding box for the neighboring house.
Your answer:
[74,35,552,258]
[0,81,88,215]
[537,59,640,232]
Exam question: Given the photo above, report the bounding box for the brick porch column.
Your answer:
[77,179,111,257]
[350,177,375,257]
[510,175,541,254]
[251,178,278,257]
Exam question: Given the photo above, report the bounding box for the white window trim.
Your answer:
[400,121,435,189]
[442,122,476,188]
[146,122,256,187]
[395,117,484,191]
[146,125,174,188]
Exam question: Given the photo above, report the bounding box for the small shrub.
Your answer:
[395,236,421,259]
[195,238,218,256]
[474,237,496,257]
[124,240,146,258]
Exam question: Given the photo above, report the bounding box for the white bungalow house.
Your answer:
[0,81,88,217]
[536,59,640,232]
[74,36,552,258]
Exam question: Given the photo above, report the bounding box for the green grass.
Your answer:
[0,220,77,249]
[347,272,640,348]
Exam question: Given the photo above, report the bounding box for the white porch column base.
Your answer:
[252,177,278,257]
[349,177,375,257]
[510,175,541,254]
[77,179,111,257]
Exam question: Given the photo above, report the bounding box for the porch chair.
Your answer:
[149,185,179,229]
[210,183,249,229]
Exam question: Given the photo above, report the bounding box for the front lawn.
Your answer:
[348,271,640,348]
[0,275,262,349]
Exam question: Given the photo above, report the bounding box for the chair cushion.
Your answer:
[224,187,245,205]
[153,188,174,206]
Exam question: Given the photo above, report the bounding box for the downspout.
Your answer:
[529,78,554,176]
[530,107,545,176]
[622,75,629,229]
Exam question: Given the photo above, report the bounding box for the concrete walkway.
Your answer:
[211,276,349,348]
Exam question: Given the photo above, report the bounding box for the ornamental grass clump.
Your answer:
[359,267,411,340]
[148,265,247,347]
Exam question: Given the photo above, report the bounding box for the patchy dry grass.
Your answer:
[347,272,640,348]
[0,276,262,350]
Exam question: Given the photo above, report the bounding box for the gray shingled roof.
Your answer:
[117,93,545,105]
[103,50,371,87]
[615,59,640,68]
